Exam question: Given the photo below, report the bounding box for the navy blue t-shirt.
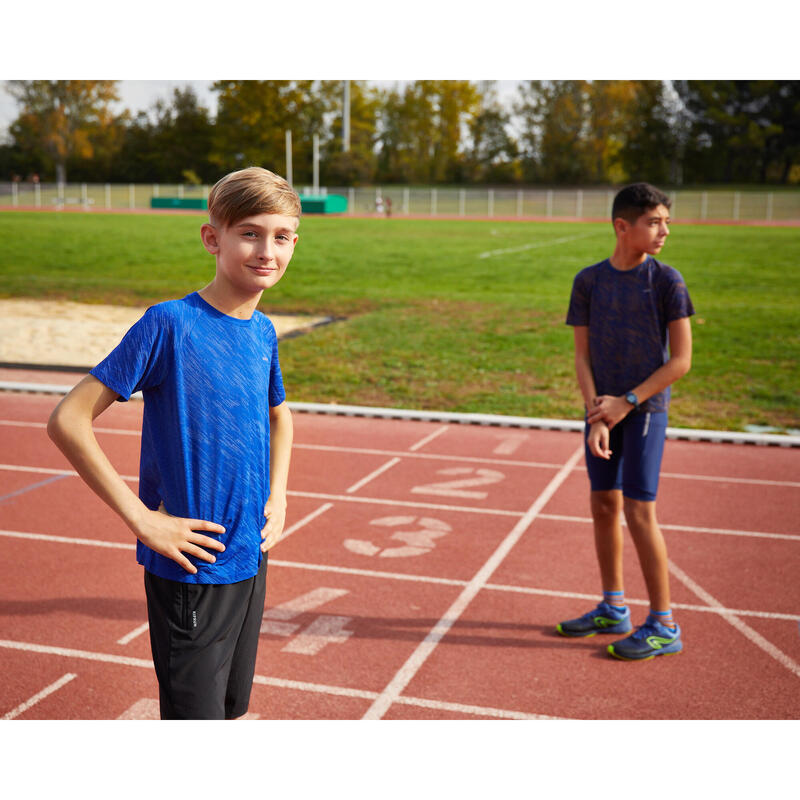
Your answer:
[566,257,694,413]
[91,292,286,584]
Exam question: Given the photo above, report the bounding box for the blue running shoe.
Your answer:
[607,615,683,661]
[557,602,632,638]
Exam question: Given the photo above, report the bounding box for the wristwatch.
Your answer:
[624,391,639,409]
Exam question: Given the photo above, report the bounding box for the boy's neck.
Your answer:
[198,281,263,320]
[609,244,649,271]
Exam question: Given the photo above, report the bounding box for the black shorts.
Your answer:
[144,556,268,720]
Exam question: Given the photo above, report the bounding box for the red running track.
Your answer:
[1,386,799,721]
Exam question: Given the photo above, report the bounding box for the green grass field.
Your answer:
[2,210,799,432]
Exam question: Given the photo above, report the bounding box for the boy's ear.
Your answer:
[612,217,628,237]
[200,223,220,255]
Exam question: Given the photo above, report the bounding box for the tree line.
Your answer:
[2,80,798,187]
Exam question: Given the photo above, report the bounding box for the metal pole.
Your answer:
[313,133,319,193]
[285,130,293,185]
[342,80,350,152]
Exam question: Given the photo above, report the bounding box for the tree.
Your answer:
[210,80,340,185]
[6,80,120,183]
[325,81,380,185]
[466,82,520,183]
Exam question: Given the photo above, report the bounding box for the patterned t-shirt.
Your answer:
[566,257,694,413]
[91,292,286,584]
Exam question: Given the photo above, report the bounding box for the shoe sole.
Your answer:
[556,623,632,638]
[607,644,683,661]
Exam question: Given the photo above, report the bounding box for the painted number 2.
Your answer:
[410,467,504,499]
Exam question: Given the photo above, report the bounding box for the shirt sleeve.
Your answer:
[267,325,286,407]
[566,269,591,326]
[90,306,170,401]
[662,268,695,322]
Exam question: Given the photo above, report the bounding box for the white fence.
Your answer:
[2,182,799,222]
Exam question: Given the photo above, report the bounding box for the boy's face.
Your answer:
[201,213,298,294]
[619,204,670,255]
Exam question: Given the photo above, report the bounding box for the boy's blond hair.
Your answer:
[208,167,301,227]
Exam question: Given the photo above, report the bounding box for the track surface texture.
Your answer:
[1,386,799,723]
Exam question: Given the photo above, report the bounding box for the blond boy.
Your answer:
[48,167,298,717]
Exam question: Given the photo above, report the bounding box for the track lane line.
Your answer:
[361,443,585,720]
[668,560,800,679]
[408,424,450,452]
[2,672,78,720]
[345,457,402,494]
[2,529,796,621]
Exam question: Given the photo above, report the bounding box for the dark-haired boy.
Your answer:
[558,182,694,660]
[48,167,298,715]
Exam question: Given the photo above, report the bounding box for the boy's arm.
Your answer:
[587,316,693,429]
[47,374,226,574]
[261,401,293,552]
[573,326,612,459]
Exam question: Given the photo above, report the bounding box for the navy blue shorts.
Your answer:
[584,411,667,501]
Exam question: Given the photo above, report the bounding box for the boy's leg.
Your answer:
[623,497,670,612]
[607,412,682,660]
[591,489,624,596]
[556,425,631,637]
[224,555,268,720]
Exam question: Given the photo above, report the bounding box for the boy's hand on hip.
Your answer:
[586,395,631,430]
[261,496,287,552]
[133,504,226,575]
[587,421,612,460]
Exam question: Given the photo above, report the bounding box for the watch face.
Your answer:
[626,393,638,406]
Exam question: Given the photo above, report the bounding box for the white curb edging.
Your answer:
[2,382,798,448]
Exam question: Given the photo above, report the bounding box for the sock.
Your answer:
[651,609,676,630]
[603,590,626,610]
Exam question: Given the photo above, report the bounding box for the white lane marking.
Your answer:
[289,490,521,517]
[0,419,140,436]
[5,449,798,487]
[408,425,450,452]
[668,560,800,679]
[0,639,153,668]
[2,672,77,720]
[362,443,585,721]
[0,529,135,549]
[263,587,349,624]
[117,622,149,646]
[478,231,599,259]
[1,529,794,622]
[0,463,139,482]
[538,513,800,542]
[346,457,402,494]
[116,698,159,720]
[250,675,565,719]
[492,432,528,456]
[482,583,800,622]
[279,502,334,542]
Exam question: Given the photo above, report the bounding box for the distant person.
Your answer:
[48,167,298,716]
[385,196,392,217]
[558,182,694,661]
[375,194,384,215]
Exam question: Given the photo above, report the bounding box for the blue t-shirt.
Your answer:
[566,257,694,413]
[91,292,286,584]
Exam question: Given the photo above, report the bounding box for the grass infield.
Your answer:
[2,210,798,432]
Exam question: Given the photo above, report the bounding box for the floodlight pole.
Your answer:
[285,130,293,185]
[343,80,350,152]
[313,133,319,193]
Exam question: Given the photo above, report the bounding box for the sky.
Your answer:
[0,4,790,143]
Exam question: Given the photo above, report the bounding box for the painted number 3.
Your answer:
[344,516,453,558]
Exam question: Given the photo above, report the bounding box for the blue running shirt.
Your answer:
[566,257,694,413]
[91,292,286,583]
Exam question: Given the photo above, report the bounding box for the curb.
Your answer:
[2,381,798,448]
